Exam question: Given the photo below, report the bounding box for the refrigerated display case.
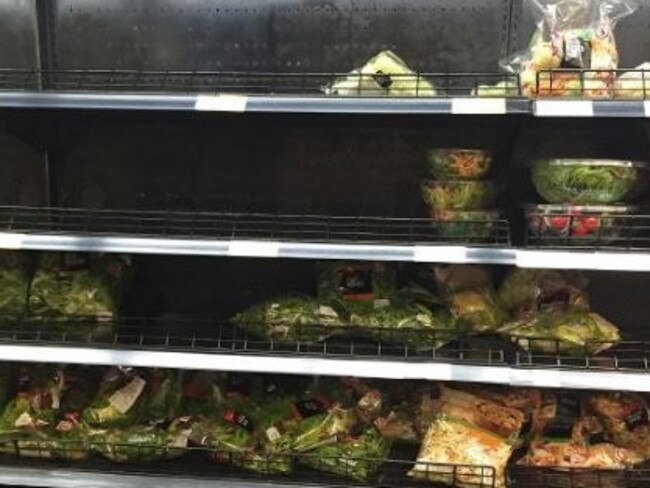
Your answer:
[3,0,650,487]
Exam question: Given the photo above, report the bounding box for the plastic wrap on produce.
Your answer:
[501,0,637,97]
[29,253,130,320]
[409,386,525,487]
[324,51,436,97]
[231,294,347,343]
[0,252,31,318]
[436,265,505,333]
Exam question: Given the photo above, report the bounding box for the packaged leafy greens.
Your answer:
[142,369,183,425]
[500,309,620,354]
[324,50,436,97]
[90,421,189,463]
[231,294,347,343]
[435,265,505,333]
[317,262,397,312]
[348,304,455,349]
[29,253,130,320]
[499,268,590,318]
[0,252,31,318]
[81,367,147,428]
[298,428,391,481]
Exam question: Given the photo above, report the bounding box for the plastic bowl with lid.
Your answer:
[431,210,501,241]
[421,180,497,211]
[524,204,635,245]
[531,159,648,205]
[426,149,493,180]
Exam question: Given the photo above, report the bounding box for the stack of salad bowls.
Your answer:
[421,149,499,241]
[525,159,649,244]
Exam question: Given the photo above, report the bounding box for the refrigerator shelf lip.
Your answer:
[0,90,530,114]
[1,342,650,391]
[3,230,650,270]
[3,90,650,117]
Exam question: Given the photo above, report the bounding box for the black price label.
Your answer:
[624,405,648,430]
[545,394,581,438]
[339,266,373,301]
[292,396,330,419]
[223,410,254,432]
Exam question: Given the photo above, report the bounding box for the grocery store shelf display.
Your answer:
[1,68,650,116]
[0,316,649,391]
[3,206,650,270]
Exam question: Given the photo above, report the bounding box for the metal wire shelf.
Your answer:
[508,465,650,488]
[524,211,650,251]
[0,68,521,98]
[0,206,512,246]
[513,338,650,371]
[536,69,650,99]
[2,437,650,488]
[2,316,650,374]
[0,316,506,365]
[0,438,496,488]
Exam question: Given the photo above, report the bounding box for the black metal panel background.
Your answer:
[50,0,511,72]
[0,111,516,216]
[0,0,37,69]
[509,0,650,69]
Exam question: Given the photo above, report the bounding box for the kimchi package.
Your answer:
[502,0,637,97]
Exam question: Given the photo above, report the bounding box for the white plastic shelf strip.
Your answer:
[0,343,648,391]
[0,466,285,488]
[534,99,649,117]
[0,91,531,114]
[2,232,650,270]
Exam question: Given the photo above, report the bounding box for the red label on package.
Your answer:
[292,396,331,419]
[223,409,253,432]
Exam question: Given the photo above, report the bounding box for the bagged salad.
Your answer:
[0,252,31,318]
[409,386,525,488]
[89,419,190,463]
[324,51,436,97]
[231,294,347,343]
[0,366,92,460]
[500,309,620,354]
[317,262,397,312]
[587,392,650,458]
[502,0,637,97]
[81,367,148,428]
[499,269,590,318]
[29,253,130,321]
[435,265,505,333]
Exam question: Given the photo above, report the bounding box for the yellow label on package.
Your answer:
[109,376,146,414]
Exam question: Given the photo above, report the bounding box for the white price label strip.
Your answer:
[644,101,650,117]
[0,233,24,250]
[228,240,280,258]
[516,250,650,272]
[451,98,506,114]
[413,246,467,263]
[534,100,594,117]
[195,94,247,112]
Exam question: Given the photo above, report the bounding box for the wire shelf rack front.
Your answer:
[0,316,507,365]
[536,69,650,99]
[524,211,650,250]
[0,206,512,247]
[0,68,521,98]
[0,438,497,488]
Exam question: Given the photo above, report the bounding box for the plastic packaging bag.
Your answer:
[324,51,436,97]
[500,309,620,354]
[615,62,650,98]
[435,265,505,333]
[409,386,525,488]
[501,0,637,97]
